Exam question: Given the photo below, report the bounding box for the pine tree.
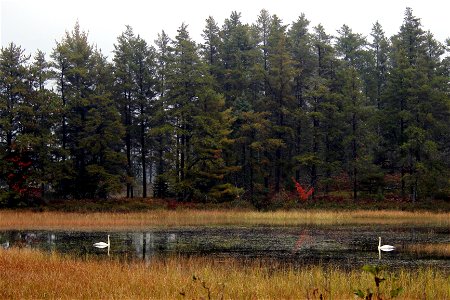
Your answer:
[113,26,136,198]
[1,9,449,204]
[201,16,222,84]
[113,26,156,198]
[367,22,390,176]
[80,51,126,198]
[385,8,426,199]
[301,24,337,195]
[265,15,294,192]
[0,44,30,153]
[52,23,125,198]
[131,36,156,198]
[336,25,380,200]
[255,9,272,74]
[220,11,254,107]
[22,51,60,198]
[150,31,172,198]
[370,22,389,110]
[0,46,59,204]
[288,14,314,182]
[165,24,237,201]
[233,109,274,207]
[0,43,32,204]
[415,31,450,199]
[384,8,450,200]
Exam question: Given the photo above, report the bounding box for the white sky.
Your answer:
[1,0,449,60]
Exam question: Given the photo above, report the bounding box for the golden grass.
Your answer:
[0,248,448,300]
[405,243,450,257]
[0,209,448,230]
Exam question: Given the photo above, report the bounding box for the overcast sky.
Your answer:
[1,0,449,59]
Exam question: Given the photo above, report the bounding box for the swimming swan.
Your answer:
[93,235,110,248]
[378,237,395,251]
[378,236,395,260]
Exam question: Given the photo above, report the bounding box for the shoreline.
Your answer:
[0,209,448,230]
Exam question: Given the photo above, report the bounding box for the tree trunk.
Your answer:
[141,121,147,198]
[275,148,281,193]
[352,113,358,201]
[311,99,319,198]
[176,132,180,201]
[60,70,67,157]
[400,98,406,199]
[156,135,165,198]
[126,99,133,198]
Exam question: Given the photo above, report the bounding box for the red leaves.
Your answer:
[292,177,314,201]
[4,151,34,196]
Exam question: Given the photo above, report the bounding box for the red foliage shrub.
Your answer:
[4,149,39,200]
[291,177,314,202]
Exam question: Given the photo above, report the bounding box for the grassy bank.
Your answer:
[0,209,449,230]
[405,243,450,257]
[0,248,448,299]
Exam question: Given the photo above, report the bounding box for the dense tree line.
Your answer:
[1,8,449,206]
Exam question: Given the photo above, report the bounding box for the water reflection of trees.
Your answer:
[131,232,178,262]
[0,228,448,270]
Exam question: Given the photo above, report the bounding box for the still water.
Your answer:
[1,224,448,270]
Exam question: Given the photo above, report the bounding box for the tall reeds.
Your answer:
[404,243,450,257]
[0,248,448,299]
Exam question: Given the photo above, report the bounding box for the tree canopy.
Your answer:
[0,8,449,207]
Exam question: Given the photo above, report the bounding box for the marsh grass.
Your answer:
[0,248,448,299]
[0,209,448,230]
[404,243,450,257]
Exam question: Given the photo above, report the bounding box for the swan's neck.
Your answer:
[378,237,381,248]
[107,235,110,245]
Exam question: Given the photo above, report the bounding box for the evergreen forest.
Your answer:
[1,8,449,207]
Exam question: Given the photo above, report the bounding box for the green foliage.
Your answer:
[380,8,450,201]
[1,8,449,204]
[159,24,239,202]
[0,190,23,208]
[50,23,126,199]
[208,183,243,202]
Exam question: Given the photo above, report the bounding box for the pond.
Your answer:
[1,224,449,271]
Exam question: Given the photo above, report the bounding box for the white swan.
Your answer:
[93,235,110,249]
[1,241,9,249]
[378,237,395,251]
[378,237,394,259]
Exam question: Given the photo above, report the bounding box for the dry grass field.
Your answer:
[404,243,450,257]
[0,209,448,230]
[0,248,448,299]
[1,209,448,299]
